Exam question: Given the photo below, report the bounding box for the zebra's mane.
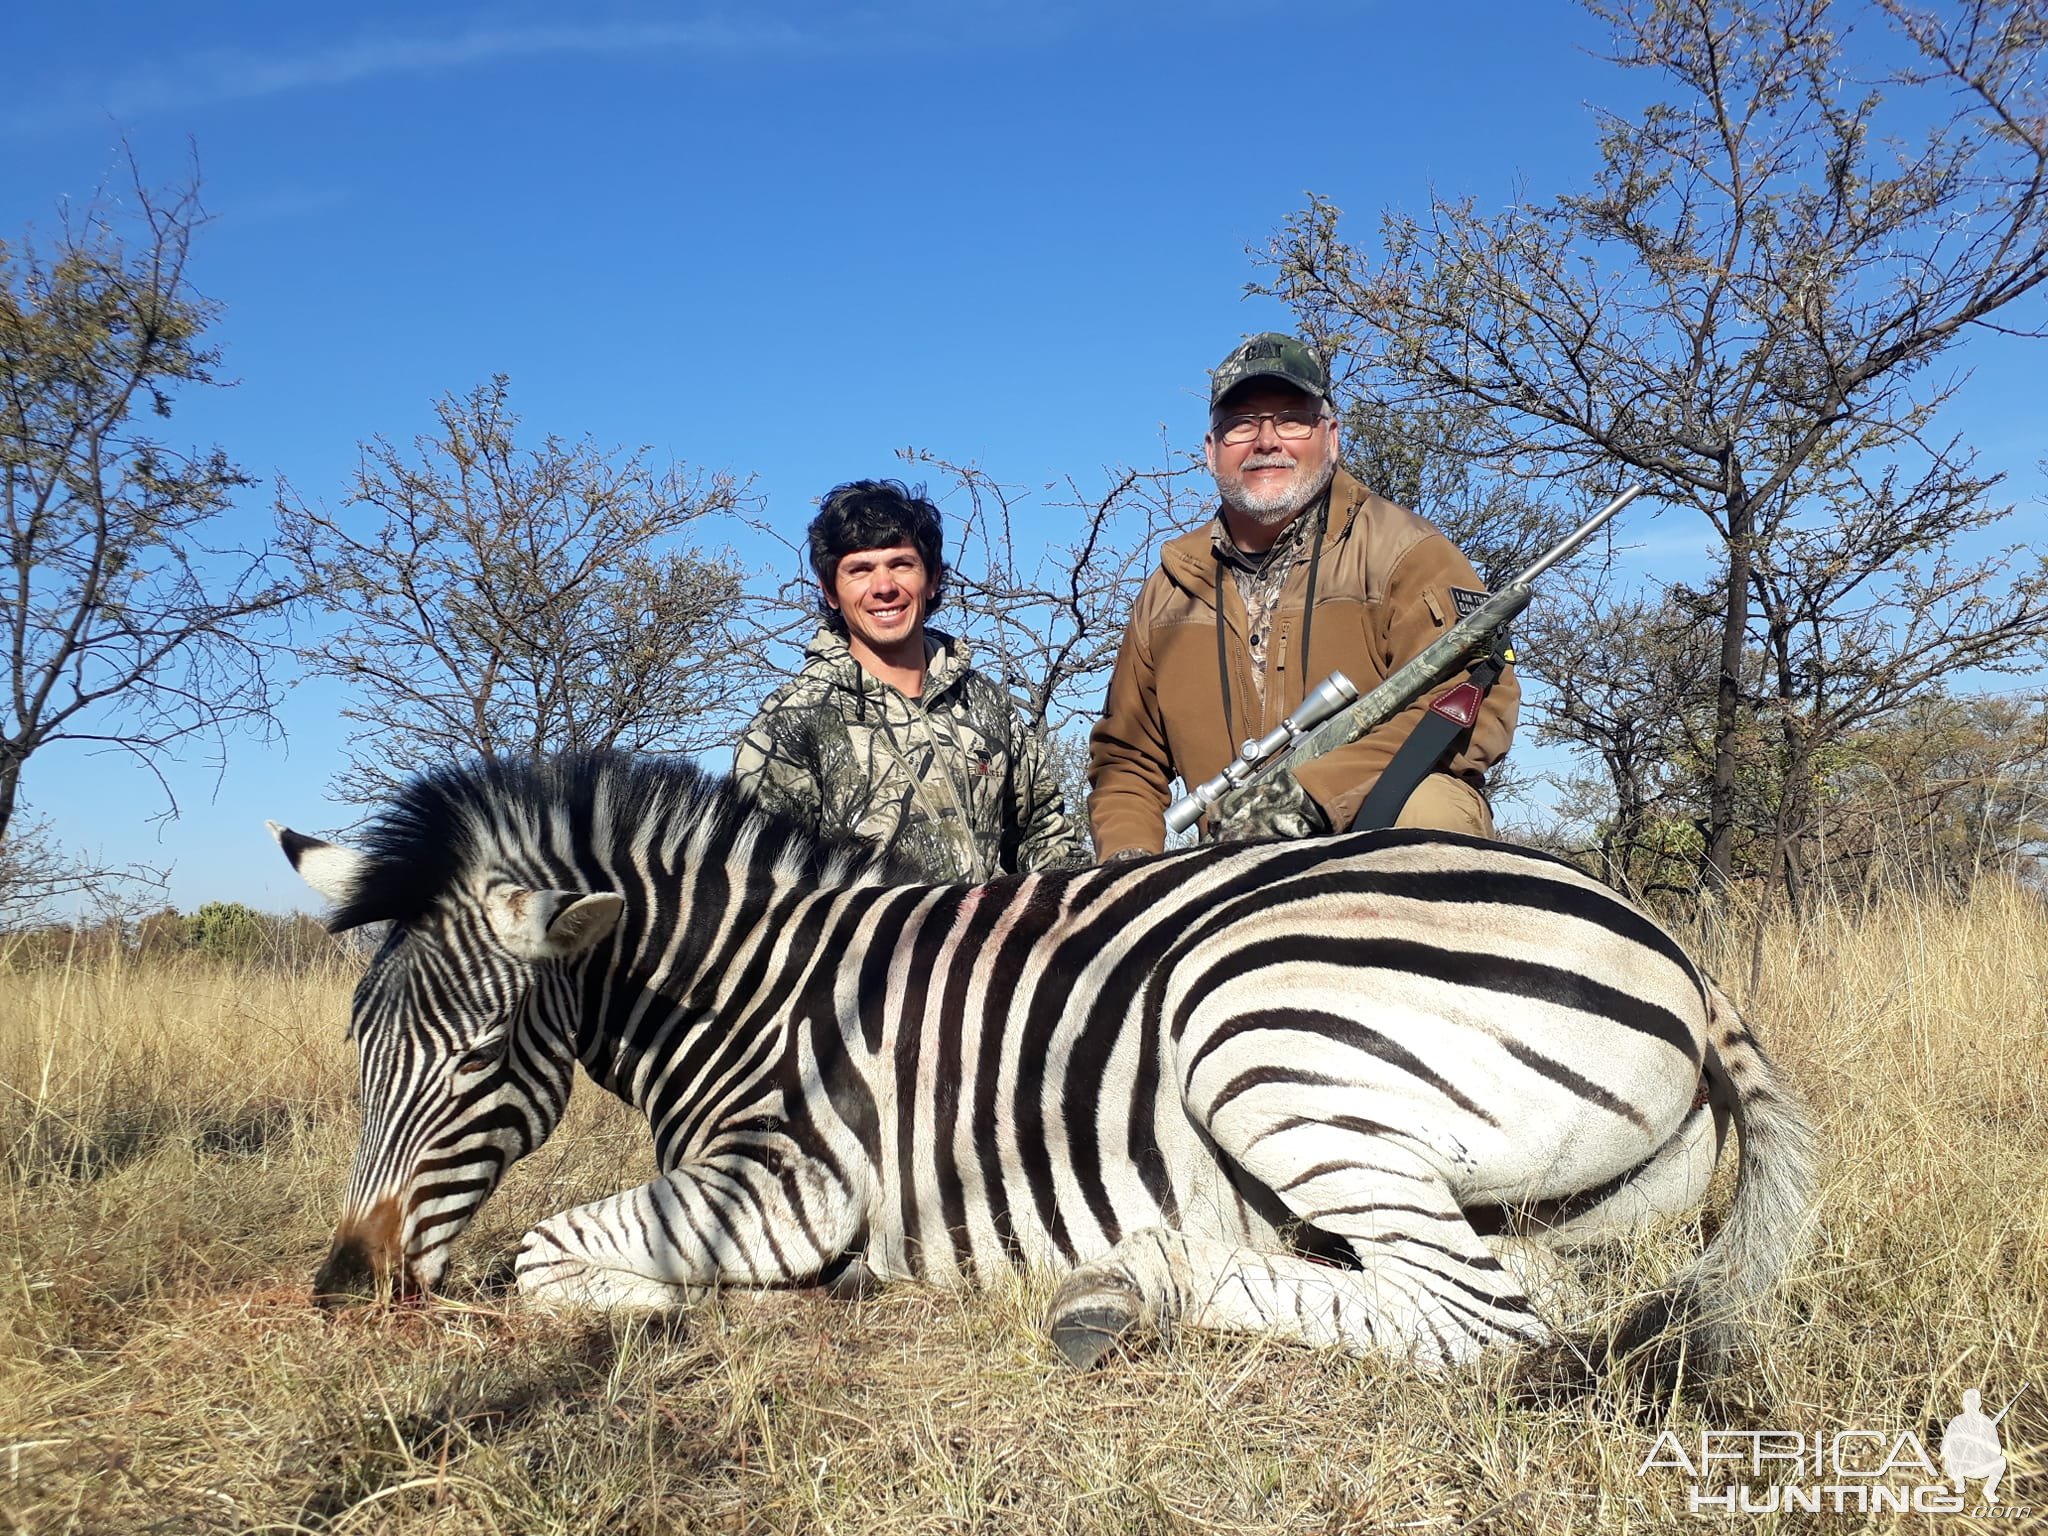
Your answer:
[328,751,904,932]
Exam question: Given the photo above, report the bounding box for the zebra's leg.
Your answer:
[1049,1223,1507,1369]
[514,1153,863,1312]
[1220,1121,1551,1365]
[1484,1234,1582,1316]
[1047,1168,1551,1370]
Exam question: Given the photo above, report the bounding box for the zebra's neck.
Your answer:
[565,803,907,1165]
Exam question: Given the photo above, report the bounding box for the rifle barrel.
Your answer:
[1510,483,1643,587]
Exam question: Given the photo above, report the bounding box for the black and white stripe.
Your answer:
[276,752,1813,1367]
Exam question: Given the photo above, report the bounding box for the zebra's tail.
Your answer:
[1607,980,1818,1397]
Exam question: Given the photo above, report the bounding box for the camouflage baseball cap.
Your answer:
[1209,333,1330,408]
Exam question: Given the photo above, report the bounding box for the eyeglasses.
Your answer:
[1214,408,1327,445]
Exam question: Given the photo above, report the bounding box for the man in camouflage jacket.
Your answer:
[734,480,1087,884]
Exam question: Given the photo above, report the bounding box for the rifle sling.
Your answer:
[1349,653,1504,832]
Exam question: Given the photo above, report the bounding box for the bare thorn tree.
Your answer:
[280,377,765,805]
[1259,0,2048,890]
[0,161,301,862]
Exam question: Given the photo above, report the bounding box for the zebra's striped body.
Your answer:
[275,754,1812,1368]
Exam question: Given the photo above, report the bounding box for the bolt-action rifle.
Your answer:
[1165,483,1644,837]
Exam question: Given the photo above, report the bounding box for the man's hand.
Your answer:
[1209,773,1331,842]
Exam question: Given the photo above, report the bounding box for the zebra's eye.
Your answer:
[452,1041,501,1077]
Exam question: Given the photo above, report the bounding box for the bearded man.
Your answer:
[1087,334,1518,857]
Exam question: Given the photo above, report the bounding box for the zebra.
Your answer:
[272,751,1814,1374]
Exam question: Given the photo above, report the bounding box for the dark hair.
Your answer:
[807,479,947,632]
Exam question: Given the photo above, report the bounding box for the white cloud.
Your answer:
[7,14,860,135]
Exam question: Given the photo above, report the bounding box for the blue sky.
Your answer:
[5,1,2042,915]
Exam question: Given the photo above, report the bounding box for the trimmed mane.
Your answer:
[328,752,905,932]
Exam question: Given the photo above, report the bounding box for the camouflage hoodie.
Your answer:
[732,626,1088,883]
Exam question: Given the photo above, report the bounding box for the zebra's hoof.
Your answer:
[1050,1305,1138,1369]
[1048,1274,1144,1370]
[823,1255,876,1302]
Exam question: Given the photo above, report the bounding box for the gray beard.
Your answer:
[1216,453,1338,524]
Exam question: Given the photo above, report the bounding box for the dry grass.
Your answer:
[2,884,2044,1534]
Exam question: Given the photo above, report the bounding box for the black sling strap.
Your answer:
[1349,649,1506,832]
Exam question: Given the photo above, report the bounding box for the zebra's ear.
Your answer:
[485,886,625,962]
[268,821,372,907]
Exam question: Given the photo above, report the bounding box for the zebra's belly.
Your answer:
[859,1105,1273,1285]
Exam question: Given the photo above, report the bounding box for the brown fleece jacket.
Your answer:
[1087,470,1519,856]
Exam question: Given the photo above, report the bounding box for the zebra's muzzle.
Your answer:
[312,1198,418,1308]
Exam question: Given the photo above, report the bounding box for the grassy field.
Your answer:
[2,881,2044,1534]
